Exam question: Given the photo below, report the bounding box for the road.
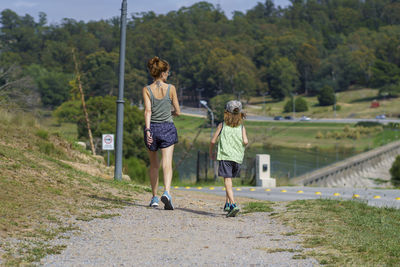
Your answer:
[176,186,400,209]
[181,107,400,124]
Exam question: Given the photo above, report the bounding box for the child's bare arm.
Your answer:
[242,126,248,146]
[209,123,222,160]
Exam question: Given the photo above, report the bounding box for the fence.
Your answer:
[195,150,255,184]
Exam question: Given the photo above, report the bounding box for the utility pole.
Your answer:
[114,0,127,181]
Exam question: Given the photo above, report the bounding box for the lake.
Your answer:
[173,143,356,182]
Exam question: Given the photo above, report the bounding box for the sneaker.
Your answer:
[223,202,230,212]
[226,203,240,217]
[161,191,174,210]
[149,196,159,207]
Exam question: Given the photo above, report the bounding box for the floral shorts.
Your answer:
[144,122,178,151]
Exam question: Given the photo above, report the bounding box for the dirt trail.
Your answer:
[41,190,319,266]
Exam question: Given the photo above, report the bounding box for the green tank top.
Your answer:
[147,84,173,123]
[217,123,245,164]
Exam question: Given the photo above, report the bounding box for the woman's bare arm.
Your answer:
[142,86,153,145]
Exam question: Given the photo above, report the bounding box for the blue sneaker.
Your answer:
[226,203,240,217]
[149,196,159,207]
[223,202,230,212]
[161,191,174,210]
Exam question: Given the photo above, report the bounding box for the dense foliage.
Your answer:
[2,1,400,180]
[1,0,400,109]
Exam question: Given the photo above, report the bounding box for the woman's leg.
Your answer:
[161,144,174,193]
[148,150,159,197]
[224,178,235,204]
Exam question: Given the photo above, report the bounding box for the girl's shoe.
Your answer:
[149,196,159,207]
[226,203,240,217]
[223,202,230,212]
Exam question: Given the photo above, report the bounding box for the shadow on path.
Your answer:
[89,194,222,217]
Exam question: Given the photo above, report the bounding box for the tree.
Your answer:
[267,57,299,100]
[25,64,72,108]
[76,96,147,162]
[209,94,236,123]
[318,85,335,106]
[390,155,400,187]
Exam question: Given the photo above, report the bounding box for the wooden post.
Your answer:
[205,152,208,181]
[72,49,96,155]
[196,150,200,183]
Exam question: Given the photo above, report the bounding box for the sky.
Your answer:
[0,0,291,25]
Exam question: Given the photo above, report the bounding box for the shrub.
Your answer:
[124,157,149,184]
[355,121,382,127]
[390,155,400,187]
[53,100,81,123]
[315,131,324,139]
[35,129,49,140]
[318,85,335,106]
[283,97,308,112]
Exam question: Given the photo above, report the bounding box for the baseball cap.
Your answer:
[225,100,242,114]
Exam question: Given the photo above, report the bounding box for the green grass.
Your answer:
[0,109,147,265]
[248,88,400,119]
[278,199,400,266]
[242,201,274,214]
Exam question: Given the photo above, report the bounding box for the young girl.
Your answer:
[209,100,248,217]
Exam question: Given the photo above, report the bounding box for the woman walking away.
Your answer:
[209,100,248,217]
[143,56,180,210]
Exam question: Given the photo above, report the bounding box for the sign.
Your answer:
[102,134,114,150]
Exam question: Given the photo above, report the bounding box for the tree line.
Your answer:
[1,0,400,110]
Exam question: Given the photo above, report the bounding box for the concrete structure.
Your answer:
[255,154,276,187]
[292,140,400,188]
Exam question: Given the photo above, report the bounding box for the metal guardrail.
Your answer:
[291,140,400,186]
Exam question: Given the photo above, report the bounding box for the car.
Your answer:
[300,115,311,121]
[376,114,386,119]
[284,116,293,120]
[274,116,284,120]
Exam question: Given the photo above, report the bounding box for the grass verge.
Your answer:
[0,110,149,266]
[277,199,400,266]
[242,201,274,214]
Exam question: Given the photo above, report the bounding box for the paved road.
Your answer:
[181,107,400,124]
[176,186,400,209]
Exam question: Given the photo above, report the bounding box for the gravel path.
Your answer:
[41,191,319,266]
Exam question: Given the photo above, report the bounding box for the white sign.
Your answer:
[102,134,114,150]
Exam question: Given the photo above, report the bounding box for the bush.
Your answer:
[390,155,400,187]
[355,121,382,127]
[294,97,308,112]
[53,100,81,123]
[283,97,308,113]
[124,157,149,184]
[318,85,335,106]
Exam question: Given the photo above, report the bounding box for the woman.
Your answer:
[143,56,180,210]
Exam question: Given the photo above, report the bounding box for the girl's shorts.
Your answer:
[218,160,241,178]
[144,122,178,151]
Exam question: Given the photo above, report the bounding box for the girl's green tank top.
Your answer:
[217,123,245,164]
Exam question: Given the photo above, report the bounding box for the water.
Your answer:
[173,144,356,181]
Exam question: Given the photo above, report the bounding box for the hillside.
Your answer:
[248,88,400,119]
[0,110,148,265]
